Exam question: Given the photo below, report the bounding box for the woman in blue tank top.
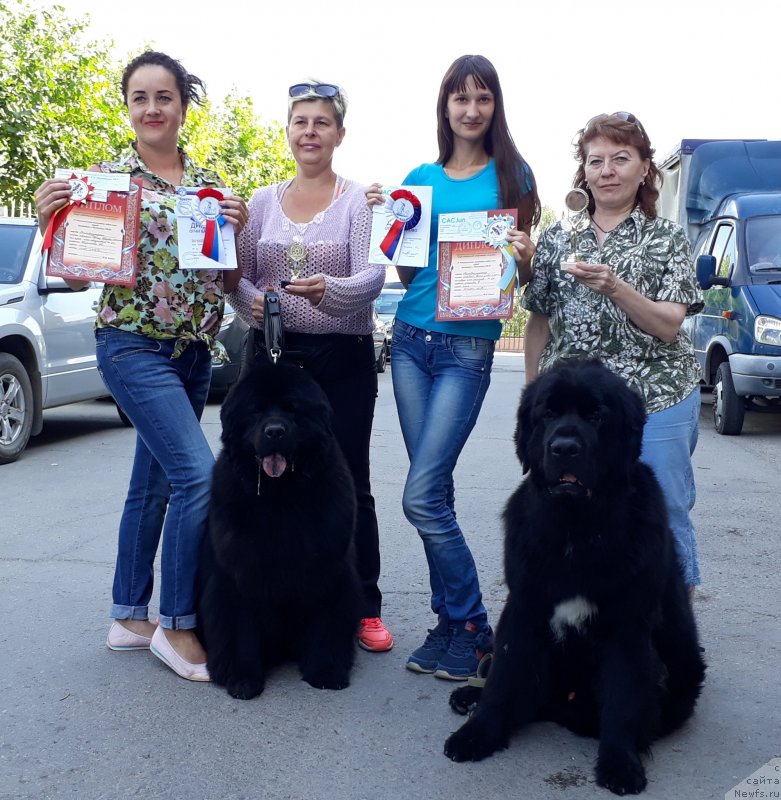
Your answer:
[371,54,540,680]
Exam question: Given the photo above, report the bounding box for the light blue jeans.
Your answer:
[640,388,701,586]
[391,319,494,625]
[95,327,214,629]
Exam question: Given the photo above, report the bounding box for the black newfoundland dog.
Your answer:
[444,360,705,795]
[198,360,361,699]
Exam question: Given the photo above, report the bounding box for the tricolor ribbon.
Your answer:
[380,189,422,264]
[195,188,227,264]
[42,174,94,253]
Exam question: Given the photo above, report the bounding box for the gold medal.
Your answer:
[285,240,308,279]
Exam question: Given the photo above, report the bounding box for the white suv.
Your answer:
[0,217,109,463]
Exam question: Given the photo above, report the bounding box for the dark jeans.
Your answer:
[248,329,382,618]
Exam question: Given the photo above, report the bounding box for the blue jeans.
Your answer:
[640,388,701,586]
[95,327,214,629]
[391,319,494,625]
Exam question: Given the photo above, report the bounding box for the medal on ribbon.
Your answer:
[192,188,227,264]
[483,214,517,291]
[285,239,308,279]
[42,174,95,253]
[379,189,422,264]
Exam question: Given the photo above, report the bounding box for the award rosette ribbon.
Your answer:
[42,174,95,253]
[483,214,518,291]
[380,189,422,264]
[193,187,228,264]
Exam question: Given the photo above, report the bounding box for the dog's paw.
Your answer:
[303,670,350,691]
[449,685,481,716]
[226,677,265,700]
[595,752,647,795]
[443,720,507,762]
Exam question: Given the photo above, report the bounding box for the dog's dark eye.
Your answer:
[542,408,556,421]
[587,411,602,424]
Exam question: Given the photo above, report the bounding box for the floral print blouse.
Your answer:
[94,146,227,358]
[522,207,704,414]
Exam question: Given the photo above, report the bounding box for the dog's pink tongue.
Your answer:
[262,454,287,478]
[561,473,579,484]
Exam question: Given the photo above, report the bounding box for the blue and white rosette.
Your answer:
[483,214,517,291]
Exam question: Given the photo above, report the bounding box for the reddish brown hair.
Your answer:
[573,113,661,218]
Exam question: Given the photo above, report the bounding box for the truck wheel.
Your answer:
[712,361,745,435]
[0,353,34,464]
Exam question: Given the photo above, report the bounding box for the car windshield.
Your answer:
[375,290,403,316]
[0,223,36,284]
[746,217,781,280]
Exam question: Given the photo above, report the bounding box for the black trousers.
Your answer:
[248,329,382,618]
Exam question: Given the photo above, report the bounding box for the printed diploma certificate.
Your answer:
[435,208,518,321]
[45,171,142,286]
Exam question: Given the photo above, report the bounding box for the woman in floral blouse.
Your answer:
[35,51,248,680]
[522,112,704,590]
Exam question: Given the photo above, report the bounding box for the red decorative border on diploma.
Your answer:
[46,177,143,286]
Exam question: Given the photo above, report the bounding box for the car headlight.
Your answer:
[755,315,781,346]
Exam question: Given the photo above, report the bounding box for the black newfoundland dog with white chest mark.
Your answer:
[444,360,705,795]
[198,360,360,699]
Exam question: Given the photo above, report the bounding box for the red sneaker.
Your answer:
[357,617,394,652]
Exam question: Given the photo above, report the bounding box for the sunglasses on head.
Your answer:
[289,83,341,98]
[586,111,649,141]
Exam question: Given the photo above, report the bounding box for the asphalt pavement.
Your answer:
[1,353,779,800]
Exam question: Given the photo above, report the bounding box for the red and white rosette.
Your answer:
[192,187,227,264]
[380,189,422,263]
[42,174,95,253]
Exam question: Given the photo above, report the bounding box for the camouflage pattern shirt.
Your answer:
[94,146,227,359]
[522,207,703,413]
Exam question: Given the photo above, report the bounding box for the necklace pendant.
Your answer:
[285,240,308,279]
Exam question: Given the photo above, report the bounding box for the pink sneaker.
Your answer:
[357,617,394,652]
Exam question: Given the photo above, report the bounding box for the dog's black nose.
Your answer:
[549,436,582,458]
[264,422,287,440]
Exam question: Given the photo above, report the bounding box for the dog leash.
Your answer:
[263,289,284,364]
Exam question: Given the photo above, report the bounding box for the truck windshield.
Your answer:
[0,223,36,284]
[745,217,781,280]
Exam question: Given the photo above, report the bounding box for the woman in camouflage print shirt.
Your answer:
[522,112,704,589]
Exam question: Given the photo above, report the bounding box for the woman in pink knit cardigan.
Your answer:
[228,81,393,653]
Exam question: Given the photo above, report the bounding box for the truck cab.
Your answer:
[660,140,781,434]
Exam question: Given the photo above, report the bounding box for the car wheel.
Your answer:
[0,353,34,464]
[712,361,745,435]
[376,342,388,373]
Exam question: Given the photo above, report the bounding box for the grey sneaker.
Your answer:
[406,616,451,673]
[433,621,493,681]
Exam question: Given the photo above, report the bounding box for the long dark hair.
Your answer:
[573,113,661,218]
[436,55,540,230]
[121,51,206,108]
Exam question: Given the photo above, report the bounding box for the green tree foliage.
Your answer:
[533,204,558,242]
[0,1,294,207]
[0,0,130,205]
[502,206,558,340]
[182,94,296,199]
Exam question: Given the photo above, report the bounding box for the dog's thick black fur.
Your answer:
[198,360,360,699]
[444,360,705,795]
